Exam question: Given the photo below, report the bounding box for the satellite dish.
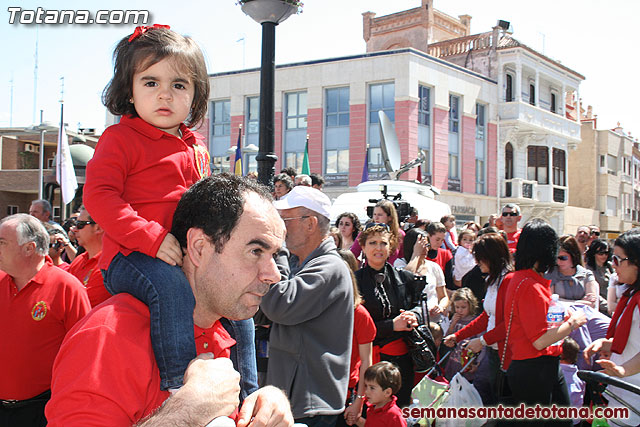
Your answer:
[378,110,401,173]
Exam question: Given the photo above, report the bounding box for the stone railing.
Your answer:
[428,32,494,58]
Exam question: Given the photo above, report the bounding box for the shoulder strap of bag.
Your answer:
[500,276,529,370]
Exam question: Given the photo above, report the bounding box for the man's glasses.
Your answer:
[364,222,390,231]
[501,212,518,217]
[75,220,96,230]
[281,215,310,222]
[557,255,569,261]
[591,231,601,236]
[612,255,631,267]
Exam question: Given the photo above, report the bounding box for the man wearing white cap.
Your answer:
[261,186,353,426]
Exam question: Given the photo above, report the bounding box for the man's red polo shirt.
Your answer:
[46,294,235,426]
[0,262,91,400]
[67,251,110,307]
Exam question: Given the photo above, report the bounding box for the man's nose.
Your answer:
[260,257,282,286]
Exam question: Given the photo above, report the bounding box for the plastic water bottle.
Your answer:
[405,398,421,426]
[547,294,565,345]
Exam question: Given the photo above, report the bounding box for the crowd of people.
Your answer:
[2,24,640,427]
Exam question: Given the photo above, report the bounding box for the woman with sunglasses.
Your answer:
[354,223,425,407]
[546,235,600,310]
[503,219,586,424]
[585,229,640,427]
[585,239,614,315]
[350,200,405,265]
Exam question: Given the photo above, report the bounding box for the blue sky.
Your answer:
[1,1,638,136]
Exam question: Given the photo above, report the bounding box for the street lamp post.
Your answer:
[240,0,299,187]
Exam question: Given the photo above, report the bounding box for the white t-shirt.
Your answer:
[453,245,476,281]
[608,306,640,427]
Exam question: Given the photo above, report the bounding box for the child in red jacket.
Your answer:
[84,25,253,391]
[355,362,407,427]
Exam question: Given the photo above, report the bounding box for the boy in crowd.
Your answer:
[355,362,407,427]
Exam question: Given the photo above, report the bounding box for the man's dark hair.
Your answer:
[310,173,325,187]
[273,173,293,190]
[514,218,558,273]
[364,361,402,395]
[171,174,272,253]
[280,167,297,179]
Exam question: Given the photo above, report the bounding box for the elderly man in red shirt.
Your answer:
[67,206,110,307]
[0,214,91,426]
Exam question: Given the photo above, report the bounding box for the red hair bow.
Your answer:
[128,24,171,42]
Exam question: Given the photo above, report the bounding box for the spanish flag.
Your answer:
[234,125,243,176]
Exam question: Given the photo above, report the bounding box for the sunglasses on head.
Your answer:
[75,220,96,230]
[557,255,569,261]
[612,255,631,267]
[501,212,518,217]
[364,222,390,231]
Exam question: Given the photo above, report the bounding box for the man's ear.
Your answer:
[22,241,36,257]
[185,228,208,268]
[306,215,318,233]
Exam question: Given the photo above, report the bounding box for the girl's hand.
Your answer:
[596,359,626,377]
[429,305,443,316]
[157,232,184,266]
[464,338,484,353]
[443,334,457,347]
[450,313,462,325]
[584,338,613,363]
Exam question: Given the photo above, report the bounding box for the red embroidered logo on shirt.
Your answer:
[193,144,211,178]
[31,301,48,321]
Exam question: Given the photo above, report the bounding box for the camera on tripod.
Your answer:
[366,185,414,223]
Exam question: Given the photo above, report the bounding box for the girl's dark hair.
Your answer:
[103,27,209,128]
[473,233,512,284]
[614,229,640,288]
[426,221,446,236]
[585,239,611,270]
[558,235,583,268]
[514,218,558,273]
[335,212,362,241]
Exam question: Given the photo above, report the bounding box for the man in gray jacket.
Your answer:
[261,186,353,427]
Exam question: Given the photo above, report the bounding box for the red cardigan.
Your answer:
[454,272,514,369]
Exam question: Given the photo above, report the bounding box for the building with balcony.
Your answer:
[207,47,499,224]
[205,1,588,228]
[567,117,635,240]
[425,30,583,231]
[0,126,98,221]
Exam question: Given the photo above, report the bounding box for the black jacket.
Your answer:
[355,263,426,348]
